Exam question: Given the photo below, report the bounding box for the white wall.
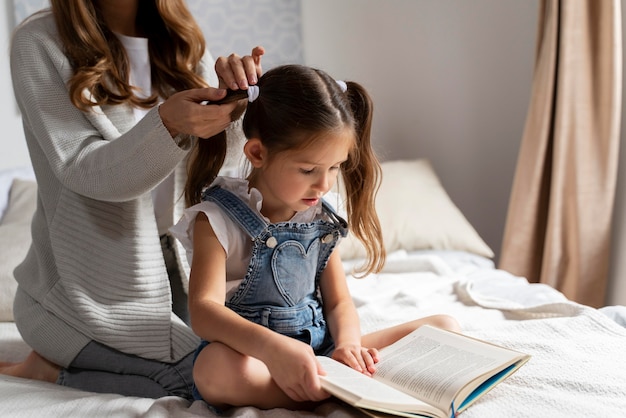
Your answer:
[0,1,31,170]
[1,0,537,259]
[302,0,538,263]
[5,0,623,304]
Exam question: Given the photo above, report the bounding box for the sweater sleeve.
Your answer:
[10,14,201,202]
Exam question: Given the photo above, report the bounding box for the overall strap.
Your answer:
[202,186,267,239]
[321,199,349,235]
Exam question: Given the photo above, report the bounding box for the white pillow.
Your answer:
[0,179,37,321]
[0,166,35,221]
[338,159,494,260]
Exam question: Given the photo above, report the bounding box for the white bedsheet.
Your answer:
[1,250,625,417]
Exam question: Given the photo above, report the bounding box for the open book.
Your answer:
[317,325,530,418]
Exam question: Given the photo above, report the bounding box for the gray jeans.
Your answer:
[57,341,195,400]
[56,234,194,399]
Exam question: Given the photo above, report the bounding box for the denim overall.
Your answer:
[203,185,348,353]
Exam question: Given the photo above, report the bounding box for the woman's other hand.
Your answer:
[215,46,265,90]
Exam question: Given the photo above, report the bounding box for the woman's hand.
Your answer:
[261,335,331,403]
[332,344,380,377]
[215,46,265,90]
[159,46,265,139]
[159,87,239,138]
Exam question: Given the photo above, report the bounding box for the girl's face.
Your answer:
[252,129,354,223]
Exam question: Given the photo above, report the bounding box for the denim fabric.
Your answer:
[202,185,347,351]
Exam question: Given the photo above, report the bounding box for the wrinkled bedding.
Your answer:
[1,250,625,417]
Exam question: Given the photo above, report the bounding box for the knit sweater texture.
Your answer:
[10,12,218,366]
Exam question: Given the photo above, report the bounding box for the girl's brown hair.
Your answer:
[185,64,385,275]
[50,0,208,111]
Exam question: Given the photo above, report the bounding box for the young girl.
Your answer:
[170,64,460,410]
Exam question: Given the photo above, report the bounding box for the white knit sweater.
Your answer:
[10,12,218,366]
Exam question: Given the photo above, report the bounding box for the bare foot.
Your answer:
[0,351,60,382]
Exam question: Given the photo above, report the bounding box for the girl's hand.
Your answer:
[215,46,265,90]
[332,344,380,377]
[262,335,331,403]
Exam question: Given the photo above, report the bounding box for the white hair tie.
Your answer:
[247,85,260,102]
[336,80,347,92]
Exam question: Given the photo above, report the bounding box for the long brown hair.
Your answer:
[50,0,208,111]
[185,64,385,275]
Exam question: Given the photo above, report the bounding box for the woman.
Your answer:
[1,0,263,400]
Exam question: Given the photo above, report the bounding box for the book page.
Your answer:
[373,326,523,412]
[318,356,445,418]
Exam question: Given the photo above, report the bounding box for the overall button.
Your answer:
[266,236,278,248]
[321,234,334,244]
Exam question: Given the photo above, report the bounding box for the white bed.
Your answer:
[1,159,625,418]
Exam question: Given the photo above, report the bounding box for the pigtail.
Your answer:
[341,82,386,276]
[184,90,248,207]
[185,132,227,207]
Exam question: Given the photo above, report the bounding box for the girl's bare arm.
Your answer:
[188,213,329,402]
[319,251,379,376]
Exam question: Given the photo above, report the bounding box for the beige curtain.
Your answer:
[499,0,622,308]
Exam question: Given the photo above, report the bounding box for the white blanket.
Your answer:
[461,304,626,418]
[1,251,625,417]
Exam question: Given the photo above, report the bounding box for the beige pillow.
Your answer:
[338,159,494,260]
[0,179,37,321]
